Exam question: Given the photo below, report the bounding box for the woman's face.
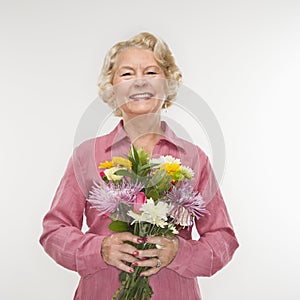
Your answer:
[112,47,167,119]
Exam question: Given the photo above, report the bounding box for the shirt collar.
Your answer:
[159,121,186,153]
[104,120,186,154]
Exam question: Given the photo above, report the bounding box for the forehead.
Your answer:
[114,47,159,68]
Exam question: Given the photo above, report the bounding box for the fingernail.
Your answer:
[129,269,134,273]
[141,257,147,261]
[143,237,148,242]
[140,273,145,277]
[132,262,138,266]
[133,251,139,256]
[137,238,144,244]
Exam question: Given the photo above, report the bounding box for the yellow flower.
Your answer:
[112,157,132,170]
[161,163,181,175]
[98,160,114,169]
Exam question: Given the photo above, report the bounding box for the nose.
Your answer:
[133,77,147,87]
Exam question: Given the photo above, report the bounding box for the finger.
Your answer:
[101,244,138,266]
[119,253,138,264]
[115,260,135,274]
[111,232,142,244]
[117,243,140,256]
[104,251,138,270]
[138,248,160,258]
[104,244,140,262]
[144,236,166,245]
[146,235,176,247]
[140,258,162,277]
[131,257,158,268]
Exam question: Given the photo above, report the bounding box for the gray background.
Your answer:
[1,0,299,299]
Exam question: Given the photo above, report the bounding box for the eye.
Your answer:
[145,66,161,76]
[121,72,132,77]
[146,71,157,75]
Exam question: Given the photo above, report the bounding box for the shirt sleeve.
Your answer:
[167,154,239,278]
[39,156,109,277]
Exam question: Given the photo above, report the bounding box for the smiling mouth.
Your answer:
[129,93,154,100]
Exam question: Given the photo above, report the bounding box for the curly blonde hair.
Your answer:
[97,32,182,116]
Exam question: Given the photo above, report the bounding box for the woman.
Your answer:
[40,32,239,299]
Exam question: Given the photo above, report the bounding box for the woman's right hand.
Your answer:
[101,232,143,273]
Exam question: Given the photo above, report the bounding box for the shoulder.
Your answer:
[73,123,120,159]
[75,133,111,151]
[186,143,208,176]
[172,134,208,165]
[162,121,208,163]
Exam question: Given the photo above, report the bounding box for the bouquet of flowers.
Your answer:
[87,145,207,300]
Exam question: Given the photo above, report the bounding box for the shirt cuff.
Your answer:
[76,234,108,277]
[167,236,193,274]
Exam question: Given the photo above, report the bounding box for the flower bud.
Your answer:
[134,192,147,213]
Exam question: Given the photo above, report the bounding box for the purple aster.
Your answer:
[87,179,144,216]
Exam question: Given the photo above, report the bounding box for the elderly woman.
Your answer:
[40,32,239,299]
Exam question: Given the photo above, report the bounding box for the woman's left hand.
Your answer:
[131,236,179,277]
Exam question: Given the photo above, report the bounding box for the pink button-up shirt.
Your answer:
[40,121,239,300]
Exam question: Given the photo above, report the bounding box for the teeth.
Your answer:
[130,93,153,99]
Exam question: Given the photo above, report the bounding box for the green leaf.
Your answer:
[146,188,160,200]
[108,220,130,232]
[114,169,131,176]
[139,162,159,171]
[131,145,139,163]
[136,148,150,165]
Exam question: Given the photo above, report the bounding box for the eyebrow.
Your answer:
[117,65,161,70]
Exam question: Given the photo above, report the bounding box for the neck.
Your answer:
[122,114,163,155]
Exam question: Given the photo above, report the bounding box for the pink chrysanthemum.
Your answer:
[87,179,144,217]
[165,180,207,226]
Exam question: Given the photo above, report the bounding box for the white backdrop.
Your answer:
[1,0,299,299]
